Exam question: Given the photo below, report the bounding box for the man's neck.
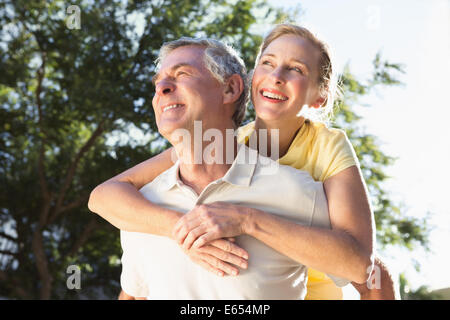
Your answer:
[175,131,238,196]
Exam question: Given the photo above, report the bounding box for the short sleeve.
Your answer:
[316,128,359,181]
[327,274,351,287]
[120,231,149,298]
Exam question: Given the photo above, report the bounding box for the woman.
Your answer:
[89,24,380,299]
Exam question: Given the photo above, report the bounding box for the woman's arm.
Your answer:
[88,147,180,236]
[173,165,375,284]
[88,147,249,276]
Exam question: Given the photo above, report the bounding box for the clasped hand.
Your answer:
[172,202,251,276]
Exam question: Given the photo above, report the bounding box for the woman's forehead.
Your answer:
[264,35,318,56]
[262,35,321,71]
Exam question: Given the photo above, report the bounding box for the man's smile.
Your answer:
[160,103,185,113]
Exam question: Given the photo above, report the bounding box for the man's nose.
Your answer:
[155,80,175,96]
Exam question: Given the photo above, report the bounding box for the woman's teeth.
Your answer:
[262,91,287,101]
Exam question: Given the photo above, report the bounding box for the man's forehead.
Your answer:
[153,46,206,84]
[160,45,205,69]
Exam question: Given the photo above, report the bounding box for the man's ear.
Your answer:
[223,74,244,105]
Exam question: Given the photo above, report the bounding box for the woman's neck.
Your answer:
[254,116,306,159]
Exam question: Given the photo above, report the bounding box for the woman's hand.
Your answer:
[182,238,249,276]
[172,202,252,250]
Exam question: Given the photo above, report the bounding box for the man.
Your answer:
[119,37,362,299]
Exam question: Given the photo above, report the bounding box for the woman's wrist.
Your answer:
[146,207,183,239]
[242,207,258,236]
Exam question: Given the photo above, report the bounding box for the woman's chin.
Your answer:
[254,106,285,122]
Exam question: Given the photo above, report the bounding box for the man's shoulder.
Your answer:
[139,162,179,194]
[139,161,179,192]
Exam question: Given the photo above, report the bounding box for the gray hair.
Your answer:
[156,37,249,128]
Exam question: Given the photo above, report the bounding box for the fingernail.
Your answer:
[241,263,247,269]
[232,270,238,276]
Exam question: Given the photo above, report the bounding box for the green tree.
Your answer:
[0,0,429,299]
[399,274,442,300]
[0,0,286,299]
[333,56,432,298]
[334,54,430,252]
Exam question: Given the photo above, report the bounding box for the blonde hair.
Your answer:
[254,23,339,124]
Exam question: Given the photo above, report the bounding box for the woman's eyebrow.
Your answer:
[290,58,310,71]
[152,63,195,85]
[261,53,276,59]
[261,53,310,71]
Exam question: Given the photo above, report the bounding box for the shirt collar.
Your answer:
[157,161,181,192]
[221,143,257,187]
[157,143,258,192]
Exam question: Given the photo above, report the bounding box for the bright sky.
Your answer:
[265,0,450,297]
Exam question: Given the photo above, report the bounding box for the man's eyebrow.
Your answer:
[151,63,195,85]
[151,72,161,86]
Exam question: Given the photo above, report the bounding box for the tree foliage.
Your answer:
[334,55,430,251]
[399,274,443,300]
[0,0,429,299]
[0,0,286,300]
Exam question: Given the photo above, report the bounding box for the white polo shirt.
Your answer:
[120,144,349,299]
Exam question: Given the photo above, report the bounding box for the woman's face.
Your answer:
[252,34,323,122]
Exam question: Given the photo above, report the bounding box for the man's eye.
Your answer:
[176,71,188,77]
[261,60,272,66]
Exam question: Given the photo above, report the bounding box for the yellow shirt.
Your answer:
[237,120,359,300]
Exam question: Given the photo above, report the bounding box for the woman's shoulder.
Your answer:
[308,121,349,143]
[297,120,358,181]
[307,121,355,156]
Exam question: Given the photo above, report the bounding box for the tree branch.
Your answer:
[0,249,18,257]
[125,18,150,82]
[65,218,99,258]
[0,270,30,299]
[32,228,53,299]
[50,121,106,223]
[47,193,90,225]
[36,51,51,203]
[0,231,18,243]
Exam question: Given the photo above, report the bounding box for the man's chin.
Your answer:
[158,122,191,144]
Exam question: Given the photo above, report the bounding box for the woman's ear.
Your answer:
[311,96,326,109]
[223,74,244,105]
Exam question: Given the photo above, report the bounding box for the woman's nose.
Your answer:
[269,67,285,85]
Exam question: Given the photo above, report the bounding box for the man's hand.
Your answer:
[173,202,251,250]
[182,237,249,276]
[352,257,398,300]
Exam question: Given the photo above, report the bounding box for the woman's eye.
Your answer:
[290,66,303,74]
[261,60,272,66]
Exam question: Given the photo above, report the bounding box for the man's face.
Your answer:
[152,45,226,138]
